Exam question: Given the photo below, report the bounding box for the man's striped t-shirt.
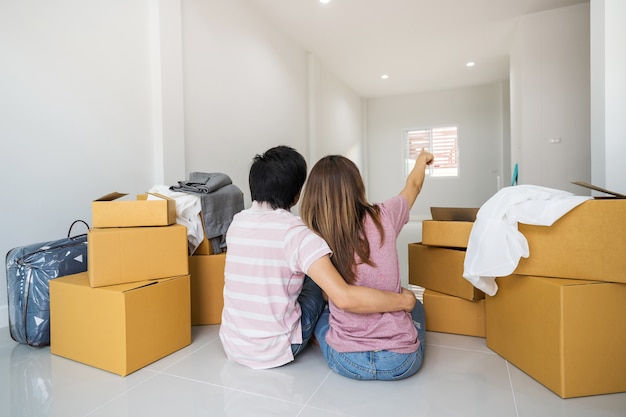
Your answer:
[219,201,331,369]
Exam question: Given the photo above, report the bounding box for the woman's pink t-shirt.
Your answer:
[324,195,419,353]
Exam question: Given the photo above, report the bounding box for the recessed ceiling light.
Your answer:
[466,61,475,67]
[381,74,389,80]
[320,0,330,4]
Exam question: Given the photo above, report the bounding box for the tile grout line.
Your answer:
[427,342,497,355]
[153,335,222,374]
[82,369,161,417]
[295,370,333,417]
[83,331,221,416]
[159,371,307,407]
[505,361,521,417]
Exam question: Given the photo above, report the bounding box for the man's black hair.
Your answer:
[249,145,307,210]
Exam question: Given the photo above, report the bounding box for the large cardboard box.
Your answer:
[92,192,176,228]
[50,272,191,376]
[423,289,485,337]
[88,224,188,287]
[408,243,484,301]
[189,253,226,325]
[515,199,626,283]
[486,275,626,398]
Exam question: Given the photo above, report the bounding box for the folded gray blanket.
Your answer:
[170,172,243,254]
[199,183,244,253]
[171,172,232,194]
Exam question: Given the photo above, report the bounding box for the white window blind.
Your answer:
[405,126,458,177]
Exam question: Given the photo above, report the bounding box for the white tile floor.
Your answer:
[1,324,625,417]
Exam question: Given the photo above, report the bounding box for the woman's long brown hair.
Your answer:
[300,155,384,284]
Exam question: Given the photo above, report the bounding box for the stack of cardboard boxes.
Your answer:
[409,195,626,398]
[408,208,486,338]
[49,193,192,376]
[489,197,626,398]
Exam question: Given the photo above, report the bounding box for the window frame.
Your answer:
[402,125,460,178]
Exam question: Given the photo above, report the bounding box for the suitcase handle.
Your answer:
[14,220,89,267]
[13,220,89,266]
[67,220,90,239]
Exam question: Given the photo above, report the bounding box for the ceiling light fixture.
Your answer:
[466,61,476,67]
[381,74,389,80]
[320,0,331,4]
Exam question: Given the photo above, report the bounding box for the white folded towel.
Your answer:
[463,185,591,296]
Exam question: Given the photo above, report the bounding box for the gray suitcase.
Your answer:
[6,220,89,346]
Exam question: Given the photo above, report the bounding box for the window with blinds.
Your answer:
[404,126,458,177]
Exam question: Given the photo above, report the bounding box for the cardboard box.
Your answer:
[92,192,176,228]
[422,220,474,248]
[421,207,477,248]
[515,199,626,283]
[408,243,484,301]
[88,224,189,287]
[50,272,191,376]
[571,180,626,198]
[189,253,226,325]
[193,237,212,255]
[424,289,485,337]
[486,275,626,398]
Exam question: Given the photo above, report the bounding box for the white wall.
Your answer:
[180,0,367,210]
[308,56,365,168]
[181,0,310,207]
[0,0,158,328]
[591,0,626,194]
[303,53,367,209]
[510,3,591,194]
[367,82,508,217]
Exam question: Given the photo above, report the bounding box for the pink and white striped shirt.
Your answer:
[219,201,331,369]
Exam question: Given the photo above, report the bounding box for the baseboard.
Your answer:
[0,305,7,329]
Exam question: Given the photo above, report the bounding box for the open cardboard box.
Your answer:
[571,180,626,199]
[92,192,177,228]
[421,207,478,248]
[515,182,626,283]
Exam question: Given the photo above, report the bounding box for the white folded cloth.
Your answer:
[149,184,204,254]
[463,185,591,296]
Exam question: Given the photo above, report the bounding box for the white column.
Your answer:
[150,0,186,185]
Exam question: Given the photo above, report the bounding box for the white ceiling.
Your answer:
[244,0,589,98]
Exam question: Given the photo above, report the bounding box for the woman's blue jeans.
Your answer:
[291,275,326,357]
[314,299,426,380]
